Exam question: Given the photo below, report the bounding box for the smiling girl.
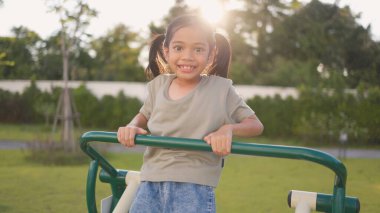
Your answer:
[117,15,263,213]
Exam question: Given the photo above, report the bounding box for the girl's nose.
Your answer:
[181,49,194,61]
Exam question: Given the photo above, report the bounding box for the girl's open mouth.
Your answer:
[178,65,196,73]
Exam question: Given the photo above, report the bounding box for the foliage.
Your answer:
[90,24,145,81]
[0,79,48,123]
[222,8,257,84]
[72,85,142,129]
[1,0,380,145]
[247,84,380,145]
[353,84,380,144]
[0,27,41,79]
[267,0,378,87]
[229,0,291,71]
[1,79,379,144]
[0,81,142,130]
[35,33,64,79]
[229,62,254,84]
[1,0,379,88]
[247,95,297,138]
[46,0,98,88]
[251,57,320,86]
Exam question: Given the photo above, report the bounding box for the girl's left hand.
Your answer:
[204,124,233,156]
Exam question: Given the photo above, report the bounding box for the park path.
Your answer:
[1,141,380,159]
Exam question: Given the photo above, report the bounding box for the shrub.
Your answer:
[1,79,379,145]
[246,85,380,145]
[25,141,88,165]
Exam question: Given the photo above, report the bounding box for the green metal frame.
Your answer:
[80,131,359,213]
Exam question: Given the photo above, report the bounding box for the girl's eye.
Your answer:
[173,46,183,52]
[195,48,204,53]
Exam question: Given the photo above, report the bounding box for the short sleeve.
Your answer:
[226,85,255,123]
[139,81,154,120]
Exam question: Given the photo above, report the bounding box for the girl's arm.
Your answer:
[228,114,264,137]
[117,113,149,147]
[204,114,263,156]
[128,112,149,129]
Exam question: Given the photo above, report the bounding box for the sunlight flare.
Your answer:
[187,0,225,25]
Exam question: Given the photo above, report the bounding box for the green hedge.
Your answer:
[246,86,380,145]
[72,85,142,128]
[0,81,142,130]
[1,81,379,145]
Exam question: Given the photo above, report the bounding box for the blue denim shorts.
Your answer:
[129,181,216,213]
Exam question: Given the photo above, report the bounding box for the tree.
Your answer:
[238,0,290,69]
[0,27,41,79]
[90,24,145,81]
[35,33,63,79]
[268,0,378,87]
[0,38,16,75]
[221,9,256,83]
[223,0,291,75]
[46,0,97,152]
[375,42,380,86]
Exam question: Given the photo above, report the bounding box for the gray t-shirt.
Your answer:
[139,74,255,187]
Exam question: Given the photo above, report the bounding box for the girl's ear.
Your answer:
[163,47,169,61]
[208,47,216,64]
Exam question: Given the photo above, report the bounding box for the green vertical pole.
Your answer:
[333,186,346,213]
[87,160,98,213]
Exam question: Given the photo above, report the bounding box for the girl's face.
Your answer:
[164,25,213,82]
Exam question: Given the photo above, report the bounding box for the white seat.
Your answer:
[112,171,141,213]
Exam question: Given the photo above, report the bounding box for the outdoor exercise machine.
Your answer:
[80,131,360,213]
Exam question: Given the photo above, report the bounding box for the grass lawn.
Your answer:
[0,150,379,212]
[0,123,300,146]
[3,123,379,149]
[0,123,101,143]
[0,123,53,142]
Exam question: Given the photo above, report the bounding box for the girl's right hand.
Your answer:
[117,125,148,147]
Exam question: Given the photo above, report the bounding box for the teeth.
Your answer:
[180,65,193,69]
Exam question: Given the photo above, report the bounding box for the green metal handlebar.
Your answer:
[80,131,347,186]
[80,131,348,212]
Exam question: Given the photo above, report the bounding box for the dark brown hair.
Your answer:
[145,15,231,79]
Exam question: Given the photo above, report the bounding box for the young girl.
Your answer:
[117,15,263,213]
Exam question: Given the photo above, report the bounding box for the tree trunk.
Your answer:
[61,30,76,152]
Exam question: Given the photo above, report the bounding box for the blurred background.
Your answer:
[0,0,379,212]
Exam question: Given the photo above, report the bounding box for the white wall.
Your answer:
[0,80,298,101]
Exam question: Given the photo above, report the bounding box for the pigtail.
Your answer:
[209,33,231,78]
[145,34,166,80]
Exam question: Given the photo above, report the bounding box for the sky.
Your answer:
[0,0,379,41]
